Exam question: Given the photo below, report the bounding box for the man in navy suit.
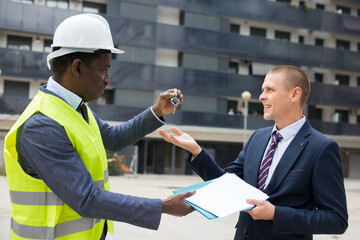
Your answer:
[158,65,348,239]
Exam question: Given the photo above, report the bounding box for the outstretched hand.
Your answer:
[162,191,196,217]
[157,127,202,157]
[152,88,183,117]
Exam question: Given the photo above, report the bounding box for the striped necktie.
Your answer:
[77,101,89,123]
[258,131,282,191]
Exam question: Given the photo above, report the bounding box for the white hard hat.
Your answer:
[47,13,124,69]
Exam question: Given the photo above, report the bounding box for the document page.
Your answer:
[185,173,269,218]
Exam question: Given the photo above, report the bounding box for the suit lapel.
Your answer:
[264,121,312,195]
[247,128,272,187]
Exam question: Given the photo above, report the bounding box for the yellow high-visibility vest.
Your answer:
[4,90,114,239]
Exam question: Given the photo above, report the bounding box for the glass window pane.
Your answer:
[336,40,350,50]
[44,39,52,53]
[275,30,290,41]
[230,24,240,34]
[250,27,266,38]
[7,35,32,51]
[4,80,30,98]
[335,74,349,86]
[83,1,106,14]
[337,5,351,15]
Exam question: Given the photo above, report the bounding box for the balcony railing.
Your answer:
[1,1,360,73]
[118,0,360,37]
[1,48,359,108]
[0,96,359,136]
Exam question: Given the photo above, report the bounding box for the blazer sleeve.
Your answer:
[272,140,348,234]
[187,131,256,181]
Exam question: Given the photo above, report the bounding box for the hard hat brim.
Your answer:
[47,47,124,70]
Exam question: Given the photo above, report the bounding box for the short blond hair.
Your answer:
[268,65,311,107]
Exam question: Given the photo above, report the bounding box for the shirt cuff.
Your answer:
[150,107,165,124]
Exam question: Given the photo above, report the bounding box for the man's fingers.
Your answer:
[159,88,179,98]
[246,199,257,205]
[171,127,183,136]
[182,190,196,199]
[157,129,171,141]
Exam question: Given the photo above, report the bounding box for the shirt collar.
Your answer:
[46,77,82,110]
[272,116,306,142]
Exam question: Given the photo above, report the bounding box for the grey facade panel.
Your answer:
[183,53,218,72]
[119,1,157,22]
[114,89,154,108]
[184,12,220,32]
[116,45,156,64]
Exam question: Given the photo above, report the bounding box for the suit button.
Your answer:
[243,227,247,233]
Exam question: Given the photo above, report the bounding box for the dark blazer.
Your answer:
[188,120,348,240]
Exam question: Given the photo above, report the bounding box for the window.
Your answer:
[335,74,350,86]
[336,40,350,50]
[315,38,324,46]
[308,105,322,121]
[7,35,32,51]
[230,23,240,34]
[358,9,360,17]
[316,4,325,10]
[4,80,29,98]
[83,1,106,14]
[358,43,360,52]
[314,73,323,83]
[227,100,238,115]
[357,77,360,87]
[335,109,349,123]
[178,52,183,67]
[46,0,68,9]
[228,61,239,74]
[179,10,185,25]
[275,30,290,41]
[336,5,351,15]
[44,39,52,53]
[250,27,266,38]
[97,89,114,104]
[276,0,290,3]
[249,102,264,116]
[298,36,304,44]
[11,0,33,3]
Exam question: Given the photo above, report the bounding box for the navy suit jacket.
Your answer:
[188,120,348,240]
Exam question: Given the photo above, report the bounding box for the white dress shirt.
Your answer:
[263,116,306,189]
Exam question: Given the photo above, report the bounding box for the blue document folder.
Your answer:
[173,174,267,220]
[173,179,218,219]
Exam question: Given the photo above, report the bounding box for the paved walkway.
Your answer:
[0,174,359,239]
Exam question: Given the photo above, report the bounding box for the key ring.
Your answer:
[171,97,179,114]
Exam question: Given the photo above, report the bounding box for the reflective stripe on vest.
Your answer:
[11,217,101,239]
[9,167,109,205]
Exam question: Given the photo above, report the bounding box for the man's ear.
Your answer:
[291,87,302,103]
[71,59,82,78]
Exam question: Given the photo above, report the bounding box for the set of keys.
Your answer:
[171,97,179,114]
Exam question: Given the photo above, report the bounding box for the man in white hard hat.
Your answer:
[4,14,193,240]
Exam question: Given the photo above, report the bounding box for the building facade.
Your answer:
[0,0,359,177]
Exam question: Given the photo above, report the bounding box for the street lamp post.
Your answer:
[241,91,251,146]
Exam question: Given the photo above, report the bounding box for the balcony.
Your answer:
[1,48,359,108]
[0,96,359,136]
[0,48,51,79]
[119,0,360,37]
[1,1,360,73]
